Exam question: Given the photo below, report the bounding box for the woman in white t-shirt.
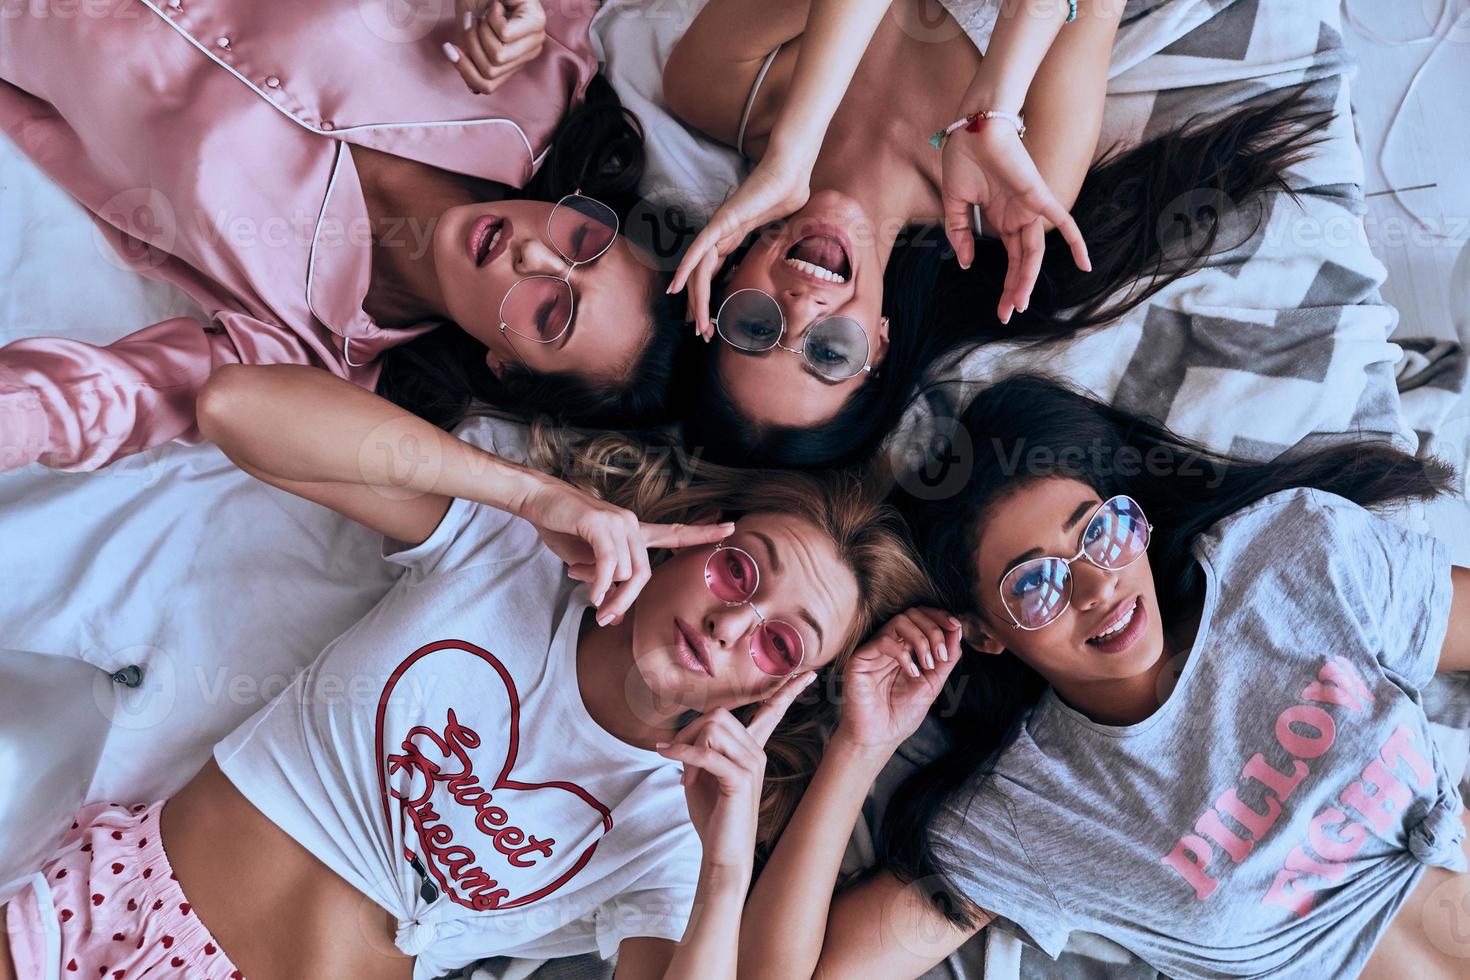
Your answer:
[733,376,1470,979]
[0,364,932,980]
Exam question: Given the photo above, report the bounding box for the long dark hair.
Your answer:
[681,87,1334,468]
[375,75,696,432]
[880,375,1456,927]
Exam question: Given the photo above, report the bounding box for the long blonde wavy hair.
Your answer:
[526,418,933,861]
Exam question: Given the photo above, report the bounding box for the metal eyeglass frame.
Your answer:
[710,287,874,381]
[704,539,807,675]
[496,191,619,349]
[997,494,1154,632]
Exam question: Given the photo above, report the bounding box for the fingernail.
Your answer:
[802,672,818,687]
[720,521,736,532]
[948,616,961,628]
[909,664,920,678]
[655,741,670,750]
[597,614,612,627]
[937,644,947,661]
[461,11,473,29]
[441,42,460,63]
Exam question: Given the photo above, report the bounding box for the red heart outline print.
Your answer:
[376,639,613,911]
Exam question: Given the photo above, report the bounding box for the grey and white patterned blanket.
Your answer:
[886,0,1452,479]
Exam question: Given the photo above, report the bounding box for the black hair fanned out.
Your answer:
[681,86,1336,468]
[881,375,1456,928]
[376,75,695,432]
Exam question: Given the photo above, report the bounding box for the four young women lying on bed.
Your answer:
[4,1,1468,978]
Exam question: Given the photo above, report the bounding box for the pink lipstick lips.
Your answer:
[467,215,510,268]
[673,618,713,676]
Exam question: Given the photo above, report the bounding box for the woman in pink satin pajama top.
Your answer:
[0,0,623,472]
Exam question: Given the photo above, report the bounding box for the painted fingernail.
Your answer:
[461,11,473,29]
[655,741,670,750]
[597,614,612,626]
[937,644,947,661]
[948,616,961,628]
[802,672,818,687]
[442,42,460,63]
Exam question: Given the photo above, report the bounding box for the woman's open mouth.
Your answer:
[467,215,510,268]
[783,227,852,285]
[1086,596,1147,655]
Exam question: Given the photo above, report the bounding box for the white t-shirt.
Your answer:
[214,416,701,980]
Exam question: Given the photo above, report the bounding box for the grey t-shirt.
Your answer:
[931,488,1465,978]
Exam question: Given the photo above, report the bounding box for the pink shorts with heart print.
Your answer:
[4,800,246,980]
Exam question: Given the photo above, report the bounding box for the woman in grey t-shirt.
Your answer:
[735,375,1470,979]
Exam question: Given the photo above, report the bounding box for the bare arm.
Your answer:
[615,866,750,980]
[664,0,892,166]
[196,363,541,545]
[1013,0,1123,211]
[615,681,821,979]
[1437,566,1470,673]
[737,610,986,979]
[735,736,985,980]
[939,0,1120,317]
[959,0,1122,213]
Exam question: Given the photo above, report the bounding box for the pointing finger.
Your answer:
[641,521,736,549]
[745,671,817,746]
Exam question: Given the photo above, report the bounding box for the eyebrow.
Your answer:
[1001,498,1101,578]
[750,530,826,655]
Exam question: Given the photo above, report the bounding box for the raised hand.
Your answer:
[443,0,547,96]
[669,156,813,341]
[836,607,964,751]
[941,120,1090,324]
[656,672,817,873]
[513,475,733,624]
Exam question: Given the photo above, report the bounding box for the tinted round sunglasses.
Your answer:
[711,288,874,382]
[703,540,805,676]
[998,495,1153,631]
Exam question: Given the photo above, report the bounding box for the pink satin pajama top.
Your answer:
[0,0,598,471]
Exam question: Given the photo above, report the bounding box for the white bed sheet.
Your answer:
[0,130,399,809]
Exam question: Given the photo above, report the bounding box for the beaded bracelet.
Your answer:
[928,109,1026,149]
[1065,0,1077,22]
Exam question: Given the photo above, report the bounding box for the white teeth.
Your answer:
[1092,602,1136,641]
[487,228,502,252]
[784,257,847,284]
